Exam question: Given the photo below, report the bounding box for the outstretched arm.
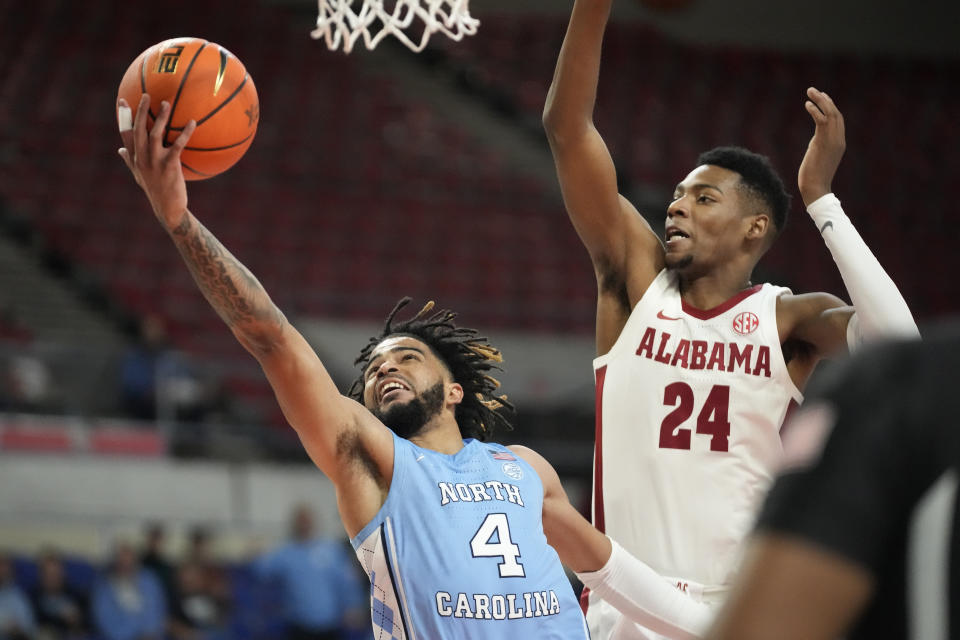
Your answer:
[116,96,391,524]
[510,445,712,639]
[116,97,287,361]
[784,88,918,357]
[706,534,871,640]
[543,0,664,353]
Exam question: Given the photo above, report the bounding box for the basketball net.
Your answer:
[311,0,478,53]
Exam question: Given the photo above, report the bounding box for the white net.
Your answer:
[311,0,478,53]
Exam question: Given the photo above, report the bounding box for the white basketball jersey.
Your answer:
[586,269,802,638]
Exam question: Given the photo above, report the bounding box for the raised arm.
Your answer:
[543,0,663,352]
[781,88,918,368]
[510,445,712,639]
[116,96,391,530]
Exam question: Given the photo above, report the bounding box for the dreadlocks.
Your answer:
[349,298,514,441]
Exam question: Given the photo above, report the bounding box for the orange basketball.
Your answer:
[117,37,259,180]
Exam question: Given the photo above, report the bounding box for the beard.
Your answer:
[372,381,445,439]
[665,252,693,271]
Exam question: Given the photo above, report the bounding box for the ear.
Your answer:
[446,382,464,407]
[746,213,770,241]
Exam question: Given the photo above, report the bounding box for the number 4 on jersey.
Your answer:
[470,513,525,577]
[659,383,730,452]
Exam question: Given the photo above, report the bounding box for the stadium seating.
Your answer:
[0,1,955,424]
[431,13,958,312]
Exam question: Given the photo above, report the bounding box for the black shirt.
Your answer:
[757,328,960,640]
[29,586,88,635]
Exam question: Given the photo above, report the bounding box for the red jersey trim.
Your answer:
[579,587,591,616]
[583,365,608,619]
[778,398,802,435]
[593,365,607,534]
[681,284,763,320]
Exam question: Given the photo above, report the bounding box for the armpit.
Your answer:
[336,426,383,485]
[782,338,816,366]
[594,253,628,297]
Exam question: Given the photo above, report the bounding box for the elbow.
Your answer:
[233,315,288,360]
[541,105,567,141]
[542,107,590,149]
[541,102,558,132]
[236,329,281,359]
[541,97,569,138]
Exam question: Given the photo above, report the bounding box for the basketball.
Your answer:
[117,37,259,180]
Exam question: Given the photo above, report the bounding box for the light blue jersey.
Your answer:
[351,433,591,639]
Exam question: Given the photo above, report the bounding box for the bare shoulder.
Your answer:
[777,291,849,332]
[507,444,548,469]
[776,291,854,362]
[507,444,561,489]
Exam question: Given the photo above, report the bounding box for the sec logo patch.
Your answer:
[733,311,759,335]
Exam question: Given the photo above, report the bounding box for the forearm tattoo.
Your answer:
[171,213,285,338]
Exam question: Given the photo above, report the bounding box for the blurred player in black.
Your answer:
[708,327,957,640]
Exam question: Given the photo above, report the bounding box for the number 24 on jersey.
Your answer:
[659,383,730,452]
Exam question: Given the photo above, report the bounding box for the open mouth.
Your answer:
[665,228,690,244]
[378,379,411,403]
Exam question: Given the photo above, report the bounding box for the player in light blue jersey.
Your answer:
[116,93,711,640]
[345,299,601,639]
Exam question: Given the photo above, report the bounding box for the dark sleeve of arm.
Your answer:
[757,342,950,575]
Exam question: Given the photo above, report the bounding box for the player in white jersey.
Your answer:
[543,1,919,637]
[597,273,800,598]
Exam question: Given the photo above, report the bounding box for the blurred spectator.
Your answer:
[139,523,174,602]
[1,353,53,413]
[0,299,51,413]
[91,542,165,640]
[253,505,366,640]
[119,315,214,423]
[10,355,50,402]
[29,549,89,640]
[167,562,227,640]
[184,527,230,609]
[0,552,34,640]
[119,315,170,420]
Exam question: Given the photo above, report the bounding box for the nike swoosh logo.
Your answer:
[820,221,833,234]
[214,48,229,96]
[657,310,681,321]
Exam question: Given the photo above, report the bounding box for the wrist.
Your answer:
[805,192,842,223]
[158,206,189,233]
[575,537,619,588]
[577,535,615,576]
[807,193,845,227]
[800,186,832,208]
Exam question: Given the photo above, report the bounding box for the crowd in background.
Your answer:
[0,308,229,426]
[0,506,369,640]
